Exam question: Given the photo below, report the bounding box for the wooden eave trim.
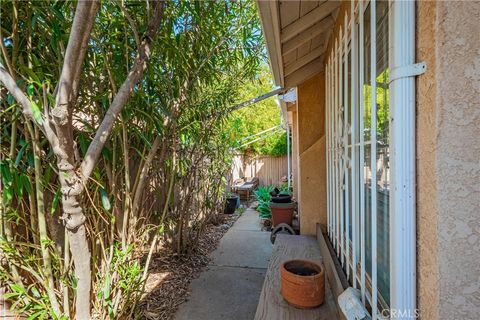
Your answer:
[281,1,341,43]
[269,1,285,87]
[256,0,284,87]
[282,15,335,56]
[324,2,351,63]
[285,56,324,88]
[284,46,325,76]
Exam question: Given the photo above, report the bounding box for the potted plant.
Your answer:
[269,188,295,227]
[280,259,325,308]
[224,192,239,214]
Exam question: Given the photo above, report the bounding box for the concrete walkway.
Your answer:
[175,208,272,320]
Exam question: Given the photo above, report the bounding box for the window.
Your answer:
[326,0,397,318]
[364,0,390,308]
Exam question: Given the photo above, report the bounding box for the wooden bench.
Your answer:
[232,177,259,201]
[254,234,339,320]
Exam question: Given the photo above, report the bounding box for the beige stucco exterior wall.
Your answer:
[297,74,325,153]
[296,73,327,235]
[416,1,480,319]
[298,136,327,235]
[291,110,299,201]
[416,1,440,318]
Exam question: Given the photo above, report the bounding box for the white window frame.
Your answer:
[325,0,417,318]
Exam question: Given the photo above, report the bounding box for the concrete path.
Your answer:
[175,208,272,320]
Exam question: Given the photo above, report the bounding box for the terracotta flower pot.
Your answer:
[269,202,295,226]
[280,259,325,309]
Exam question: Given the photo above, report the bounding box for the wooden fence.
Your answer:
[231,154,288,186]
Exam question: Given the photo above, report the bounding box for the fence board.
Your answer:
[232,155,288,186]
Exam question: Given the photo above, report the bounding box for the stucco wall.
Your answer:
[298,136,327,235]
[292,110,299,201]
[297,73,325,153]
[296,73,327,235]
[434,2,480,318]
[416,1,440,318]
[417,1,480,319]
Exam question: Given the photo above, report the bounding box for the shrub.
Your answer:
[254,185,273,219]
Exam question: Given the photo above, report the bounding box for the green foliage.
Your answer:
[0,236,70,320]
[254,183,292,218]
[94,243,144,319]
[235,207,246,214]
[228,64,288,156]
[278,183,292,195]
[254,185,273,202]
[363,68,389,142]
[254,185,273,218]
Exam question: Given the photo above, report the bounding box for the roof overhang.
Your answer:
[256,0,340,89]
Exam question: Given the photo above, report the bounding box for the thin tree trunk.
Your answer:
[46,2,100,315]
[67,225,90,319]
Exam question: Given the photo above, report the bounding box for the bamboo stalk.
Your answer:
[62,230,70,316]
[1,112,28,304]
[121,121,132,251]
[27,121,61,316]
[140,151,176,293]
[132,136,162,219]
[21,125,39,245]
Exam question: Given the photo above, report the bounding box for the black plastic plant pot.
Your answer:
[271,194,292,203]
[224,195,239,214]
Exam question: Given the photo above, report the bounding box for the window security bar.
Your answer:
[325,1,410,319]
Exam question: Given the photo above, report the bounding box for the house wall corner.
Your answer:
[416,1,480,319]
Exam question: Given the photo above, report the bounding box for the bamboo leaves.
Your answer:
[1,161,13,203]
[30,102,43,125]
[1,0,265,318]
[50,190,61,216]
[99,187,111,211]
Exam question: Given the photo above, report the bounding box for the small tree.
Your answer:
[1,1,166,318]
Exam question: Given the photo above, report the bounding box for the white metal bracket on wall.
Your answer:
[389,61,427,83]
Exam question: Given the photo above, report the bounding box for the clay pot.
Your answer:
[269,202,295,226]
[280,259,325,309]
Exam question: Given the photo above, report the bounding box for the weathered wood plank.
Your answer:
[254,234,339,320]
[282,15,334,56]
[256,0,284,86]
[284,56,324,89]
[285,47,325,77]
[281,1,341,43]
[283,49,298,66]
[300,0,320,17]
[280,1,301,29]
